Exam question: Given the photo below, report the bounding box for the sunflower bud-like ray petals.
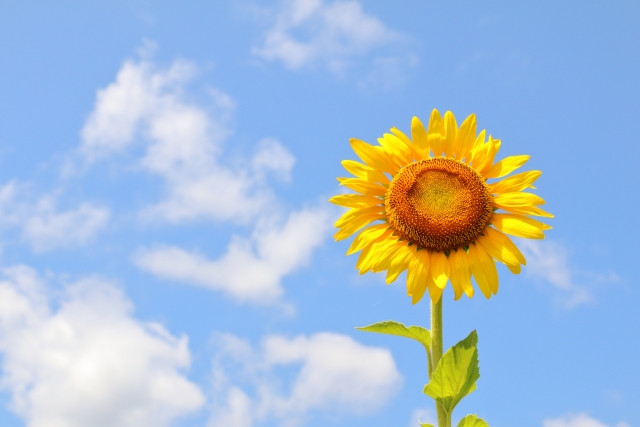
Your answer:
[484,155,530,179]
[455,113,477,162]
[472,241,500,295]
[407,250,430,304]
[346,224,391,255]
[379,134,412,165]
[497,205,554,218]
[494,192,546,208]
[488,170,542,194]
[491,213,552,240]
[341,160,390,184]
[339,178,387,196]
[411,116,430,151]
[427,109,445,156]
[429,251,450,289]
[449,249,473,300]
[359,239,401,274]
[329,194,383,208]
[386,246,414,284]
[468,244,492,298]
[389,128,423,161]
[350,138,399,174]
[334,212,385,241]
[443,111,458,158]
[335,205,385,228]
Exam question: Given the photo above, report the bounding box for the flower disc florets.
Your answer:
[385,157,493,252]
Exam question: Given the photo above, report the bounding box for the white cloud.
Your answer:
[519,240,597,308]
[79,51,293,224]
[253,0,402,72]
[0,181,110,252]
[0,265,204,427]
[133,206,332,305]
[542,413,629,427]
[208,332,401,427]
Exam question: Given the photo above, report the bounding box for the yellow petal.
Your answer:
[347,224,390,255]
[484,155,530,179]
[494,192,546,207]
[481,227,527,270]
[350,138,398,174]
[335,205,384,227]
[488,170,541,194]
[468,244,491,298]
[329,194,382,208]
[386,245,413,284]
[427,109,445,156]
[341,160,390,184]
[443,111,458,158]
[389,127,422,161]
[339,178,387,196]
[497,205,554,218]
[491,213,551,240]
[334,213,384,241]
[476,136,502,174]
[362,239,403,274]
[407,250,430,304]
[358,239,398,274]
[379,133,412,165]
[473,243,499,295]
[449,249,473,300]
[467,129,486,162]
[455,113,476,161]
[411,116,429,151]
[477,233,520,270]
[427,280,444,303]
[372,242,405,273]
[429,251,450,289]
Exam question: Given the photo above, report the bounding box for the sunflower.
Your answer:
[330,109,552,304]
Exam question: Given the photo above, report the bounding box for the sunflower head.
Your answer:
[330,109,552,304]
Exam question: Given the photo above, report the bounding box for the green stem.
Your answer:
[431,297,449,427]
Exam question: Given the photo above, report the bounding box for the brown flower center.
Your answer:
[385,158,492,252]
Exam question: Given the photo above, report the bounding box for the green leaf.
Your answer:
[356,320,431,351]
[457,414,489,427]
[419,423,436,427]
[423,330,480,414]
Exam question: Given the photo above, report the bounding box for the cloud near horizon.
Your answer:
[208,331,402,427]
[0,265,204,427]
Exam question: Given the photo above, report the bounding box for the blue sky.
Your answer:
[0,1,638,427]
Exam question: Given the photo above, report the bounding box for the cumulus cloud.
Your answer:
[133,206,332,305]
[0,181,110,252]
[208,332,401,427]
[252,0,403,72]
[0,265,204,427]
[542,413,629,427]
[518,240,620,308]
[79,51,293,224]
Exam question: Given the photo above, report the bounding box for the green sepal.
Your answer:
[423,330,480,415]
[356,320,431,351]
[457,414,489,427]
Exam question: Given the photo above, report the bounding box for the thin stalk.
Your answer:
[431,297,448,427]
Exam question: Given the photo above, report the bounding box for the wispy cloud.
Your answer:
[518,239,620,309]
[543,413,629,427]
[0,265,204,427]
[133,206,332,306]
[77,48,291,225]
[208,331,402,427]
[252,0,409,74]
[0,181,110,252]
